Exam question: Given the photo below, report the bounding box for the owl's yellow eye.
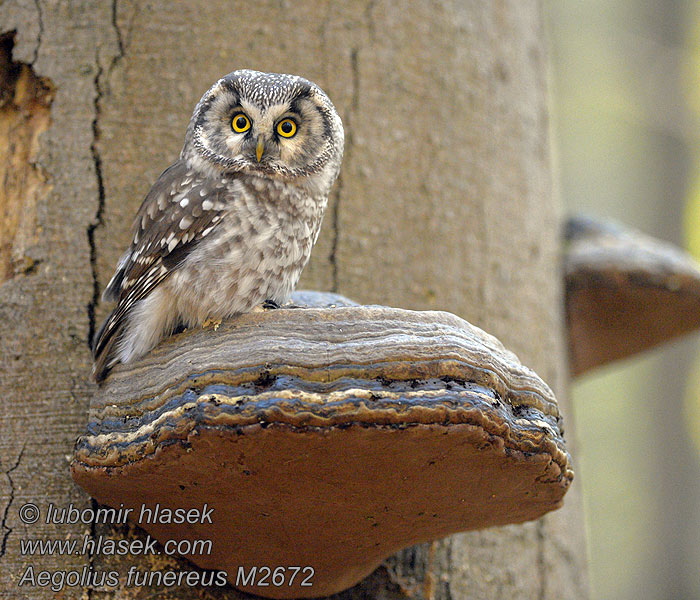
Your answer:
[231,113,251,133]
[276,118,297,138]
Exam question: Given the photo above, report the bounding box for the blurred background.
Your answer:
[545,2,700,599]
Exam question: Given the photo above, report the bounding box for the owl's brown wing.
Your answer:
[92,160,230,381]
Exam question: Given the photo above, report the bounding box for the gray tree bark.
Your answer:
[0,1,588,599]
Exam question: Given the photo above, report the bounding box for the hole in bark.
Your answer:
[0,31,54,284]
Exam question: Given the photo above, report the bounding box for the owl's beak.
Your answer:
[256,136,265,163]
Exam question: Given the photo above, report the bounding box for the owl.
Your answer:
[92,69,344,382]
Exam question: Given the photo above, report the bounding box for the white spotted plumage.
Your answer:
[92,69,344,382]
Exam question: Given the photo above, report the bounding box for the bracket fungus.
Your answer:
[565,215,700,376]
[72,291,572,598]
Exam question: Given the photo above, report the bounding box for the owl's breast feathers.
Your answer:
[92,160,324,382]
[167,172,326,319]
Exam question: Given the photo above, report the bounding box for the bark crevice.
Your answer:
[87,53,105,347]
[31,0,42,65]
[536,519,547,600]
[86,5,124,346]
[0,443,26,559]
[330,46,360,293]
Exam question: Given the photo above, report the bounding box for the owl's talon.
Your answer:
[203,318,222,331]
[173,323,188,335]
[262,299,281,310]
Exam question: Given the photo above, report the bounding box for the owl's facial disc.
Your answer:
[185,70,343,181]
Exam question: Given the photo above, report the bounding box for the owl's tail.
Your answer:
[91,309,123,383]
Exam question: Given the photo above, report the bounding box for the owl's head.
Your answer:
[182,69,344,189]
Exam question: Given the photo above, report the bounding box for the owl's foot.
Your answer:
[262,299,281,310]
[253,300,300,312]
[202,317,222,331]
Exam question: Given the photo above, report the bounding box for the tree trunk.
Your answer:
[0,1,588,599]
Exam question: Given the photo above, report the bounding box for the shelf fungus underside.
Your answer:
[565,216,700,376]
[72,293,572,598]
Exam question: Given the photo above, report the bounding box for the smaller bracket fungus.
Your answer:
[72,291,572,598]
[565,216,700,376]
